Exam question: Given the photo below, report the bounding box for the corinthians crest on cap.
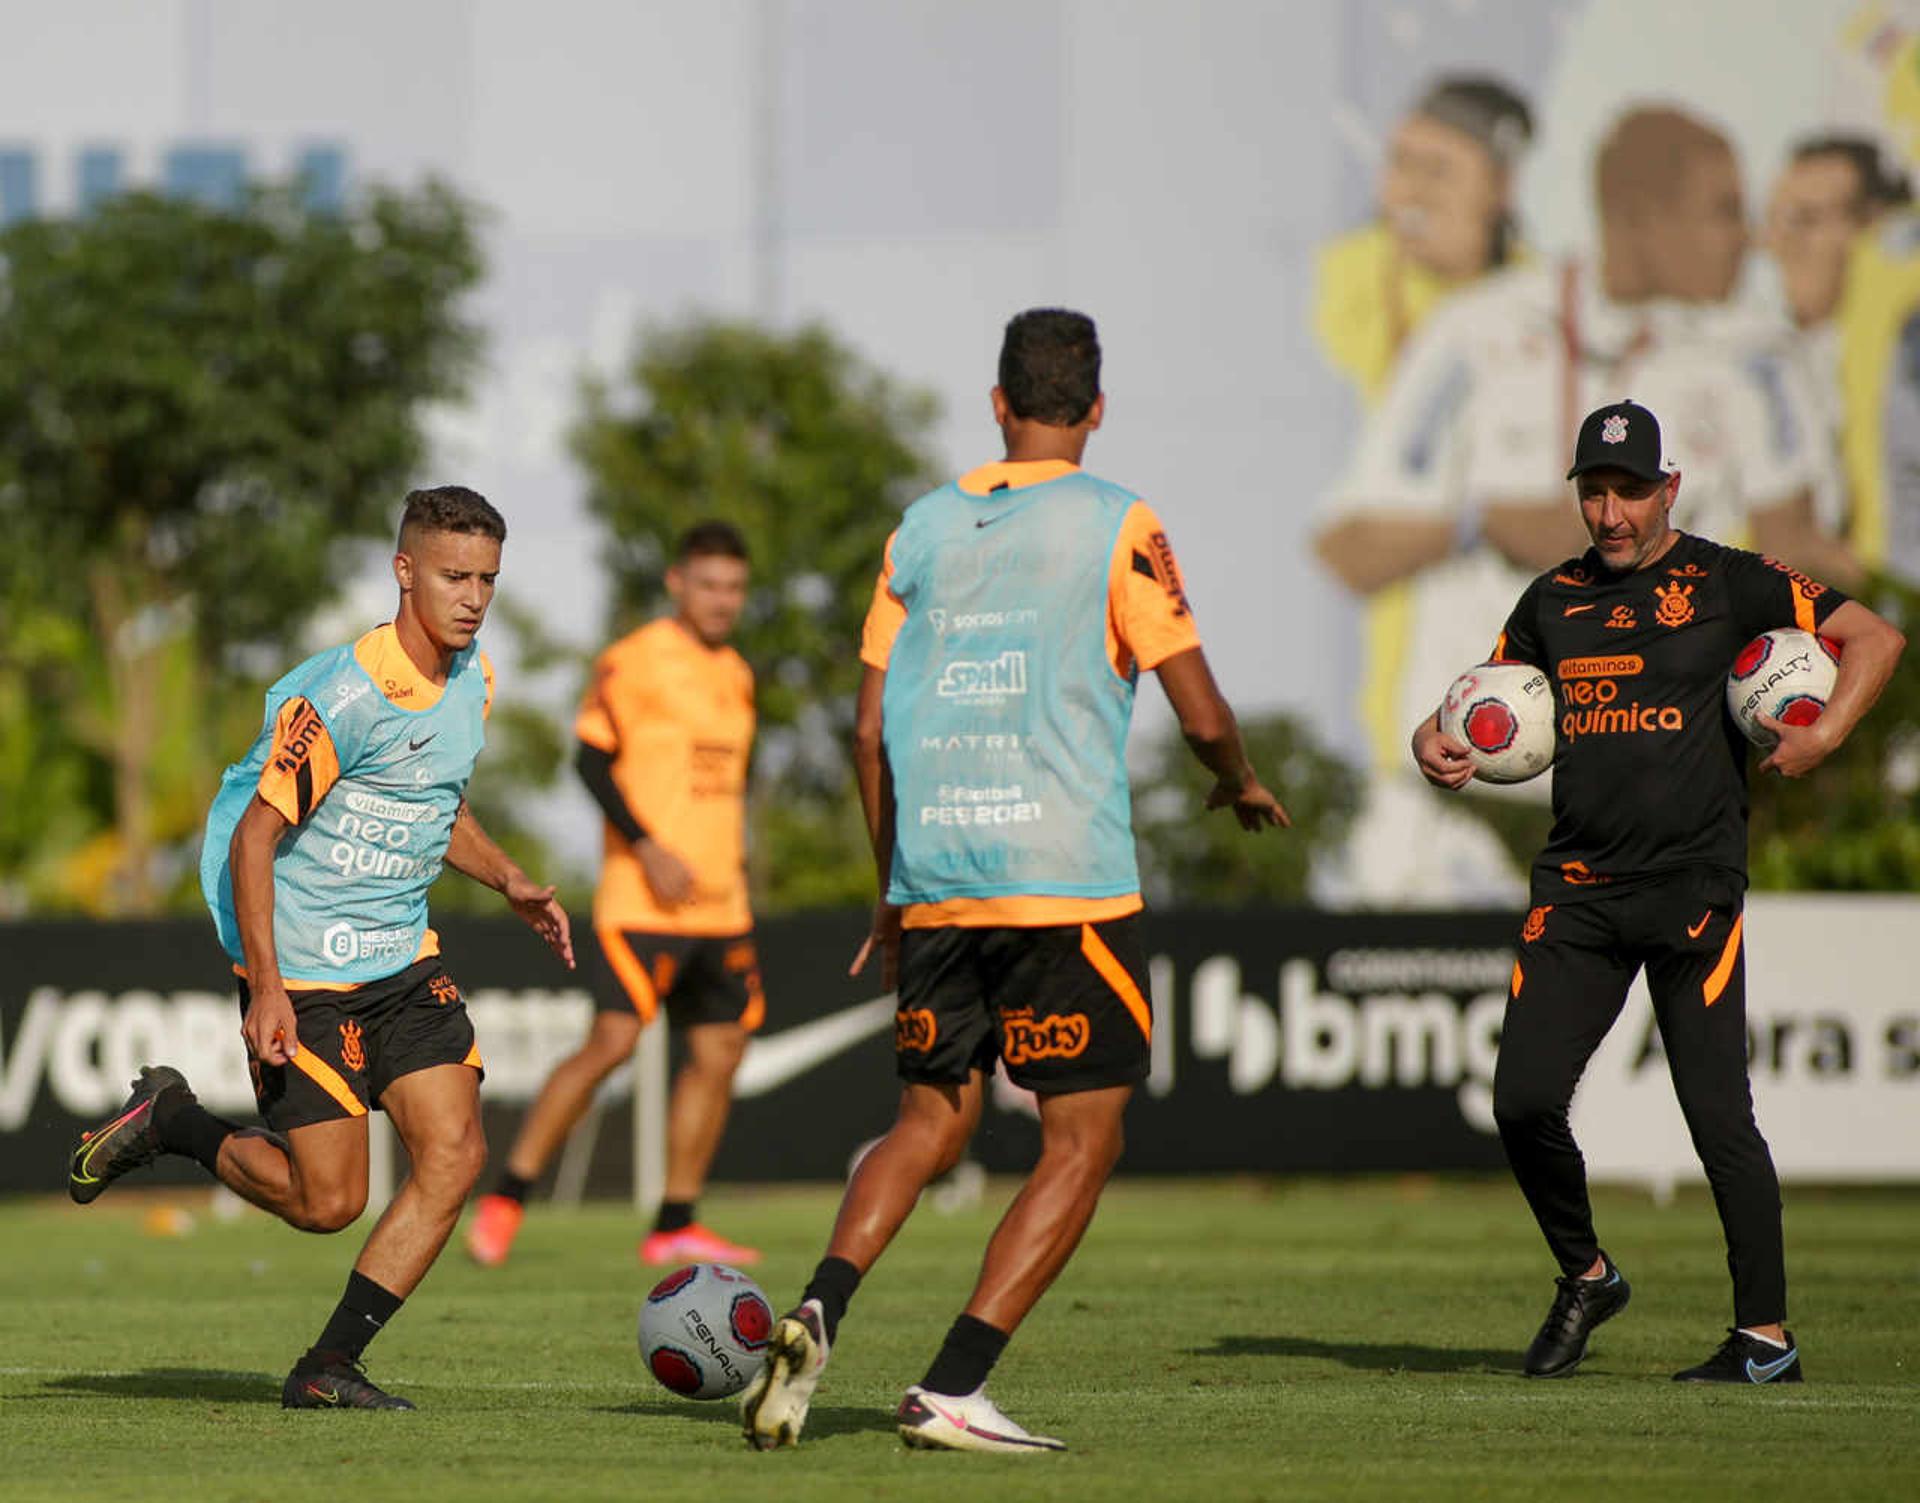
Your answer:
[1601,414,1629,444]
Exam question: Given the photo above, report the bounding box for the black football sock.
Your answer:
[301,1271,405,1369]
[493,1171,533,1205]
[920,1313,1010,1397]
[800,1255,862,1344]
[151,1085,238,1176]
[654,1199,694,1235]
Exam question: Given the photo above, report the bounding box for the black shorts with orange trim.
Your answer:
[591,928,766,1031]
[239,959,483,1132]
[894,917,1152,1094]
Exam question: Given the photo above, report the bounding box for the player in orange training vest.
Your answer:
[468,521,766,1268]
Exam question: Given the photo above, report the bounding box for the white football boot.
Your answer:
[741,1298,830,1450]
[896,1384,1067,1454]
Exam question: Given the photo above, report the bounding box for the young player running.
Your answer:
[67,487,573,1410]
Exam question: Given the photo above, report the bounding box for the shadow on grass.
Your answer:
[34,1369,280,1404]
[1191,1334,1518,1375]
[592,1398,897,1440]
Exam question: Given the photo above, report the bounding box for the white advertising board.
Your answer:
[1572,894,1920,1188]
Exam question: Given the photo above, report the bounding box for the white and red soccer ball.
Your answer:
[639,1263,773,1400]
[1726,628,1840,749]
[1439,661,1555,784]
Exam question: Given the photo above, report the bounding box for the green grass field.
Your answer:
[1,1177,1915,1502]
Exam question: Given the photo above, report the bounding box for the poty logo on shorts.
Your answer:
[1001,1010,1091,1064]
[1601,414,1629,443]
[895,1008,938,1052]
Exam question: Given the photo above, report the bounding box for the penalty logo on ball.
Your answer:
[1725,628,1840,749]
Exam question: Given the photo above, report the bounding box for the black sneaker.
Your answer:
[1523,1253,1632,1378]
[1673,1328,1803,1385]
[68,1066,190,1204]
[282,1358,416,1410]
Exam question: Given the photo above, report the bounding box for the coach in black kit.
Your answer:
[1413,400,1905,1384]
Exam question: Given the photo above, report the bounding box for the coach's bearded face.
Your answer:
[1578,470,1678,573]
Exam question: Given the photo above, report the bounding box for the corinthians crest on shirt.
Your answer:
[1652,579,1696,627]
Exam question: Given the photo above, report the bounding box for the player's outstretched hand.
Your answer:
[242,985,300,1066]
[637,837,696,909]
[1203,776,1291,831]
[849,901,902,990]
[1755,712,1837,779]
[1413,721,1476,790]
[506,874,575,968]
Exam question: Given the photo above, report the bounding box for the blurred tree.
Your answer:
[0,182,485,913]
[1133,711,1363,905]
[572,320,941,911]
[1748,573,1920,890]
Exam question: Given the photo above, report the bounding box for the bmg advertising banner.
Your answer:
[1,900,1914,1197]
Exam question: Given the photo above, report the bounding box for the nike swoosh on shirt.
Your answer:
[733,995,897,1097]
[1687,910,1712,939]
[408,734,438,752]
[1563,604,1597,616]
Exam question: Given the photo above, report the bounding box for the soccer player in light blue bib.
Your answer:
[67,487,573,1411]
[743,310,1291,1455]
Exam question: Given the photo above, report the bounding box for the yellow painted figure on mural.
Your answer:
[1836,3,1920,581]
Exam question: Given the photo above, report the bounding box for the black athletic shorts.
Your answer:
[591,927,766,1031]
[239,958,482,1132]
[894,917,1152,1094]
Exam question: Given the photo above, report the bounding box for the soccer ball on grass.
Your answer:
[638,1262,773,1400]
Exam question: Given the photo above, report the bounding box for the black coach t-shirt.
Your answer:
[1493,532,1848,903]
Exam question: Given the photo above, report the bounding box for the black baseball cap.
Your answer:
[1566,400,1667,482]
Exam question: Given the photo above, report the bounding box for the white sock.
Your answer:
[1738,1328,1788,1349]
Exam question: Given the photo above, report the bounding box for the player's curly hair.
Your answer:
[399,485,506,546]
[999,308,1101,426]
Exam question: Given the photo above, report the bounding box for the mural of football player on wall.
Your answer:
[1312,75,1535,408]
